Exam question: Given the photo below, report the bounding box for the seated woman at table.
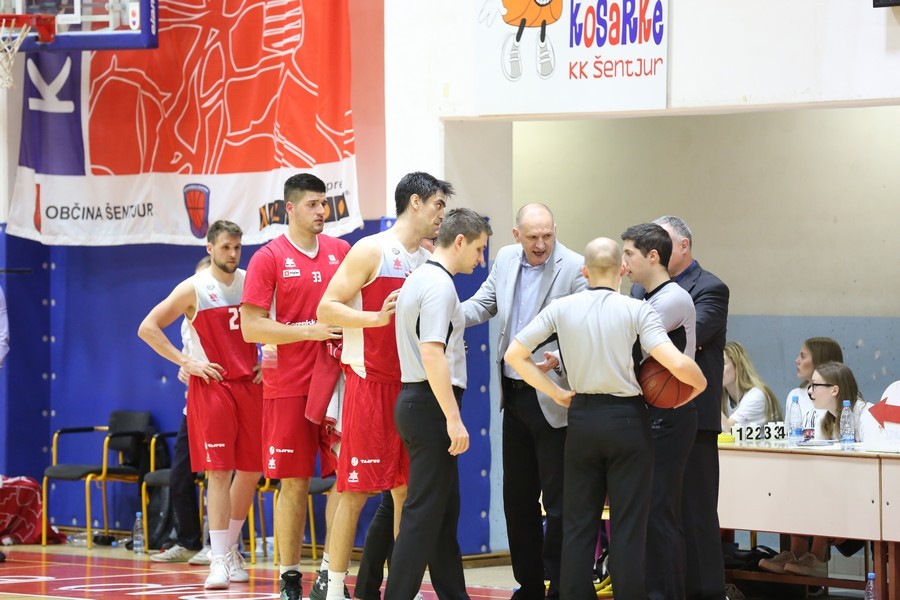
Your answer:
[759,362,873,577]
[721,341,781,430]
[783,337,844,434]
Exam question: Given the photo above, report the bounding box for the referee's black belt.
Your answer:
[502,375,532,390]
[574,393,642,405]
[401,381,465,396]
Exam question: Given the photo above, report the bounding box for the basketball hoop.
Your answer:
[0,14,55,89]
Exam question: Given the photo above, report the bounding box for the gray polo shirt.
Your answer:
[515,287,670,396]
[396,261,467,388]
[640,279,696,360]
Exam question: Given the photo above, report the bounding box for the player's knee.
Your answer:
[280,477,311,497]
[342,490,369,513]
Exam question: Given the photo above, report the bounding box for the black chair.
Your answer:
[141,430,178,548]
[41,410,153,549]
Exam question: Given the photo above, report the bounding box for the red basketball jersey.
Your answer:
[188,269,258,380]
[242,233,350,399]
[341,232,430,383]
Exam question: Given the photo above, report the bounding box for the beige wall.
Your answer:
[510,106,900,317]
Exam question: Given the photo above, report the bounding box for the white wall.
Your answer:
[384,1,900,213]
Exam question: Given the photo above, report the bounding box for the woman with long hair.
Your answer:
[721,341,781,429]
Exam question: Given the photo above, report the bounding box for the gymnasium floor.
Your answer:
[0,544,516,599]
[0,542,870,599]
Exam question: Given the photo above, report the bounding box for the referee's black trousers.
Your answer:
[561,394,653,600]
[384,383,469,600]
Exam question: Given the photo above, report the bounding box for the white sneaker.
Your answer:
[536,37,555,79]
[501,34,522,82]
[204,555,230,590]
[188,546,211,566]
[414,594,425,600]
[149,544,193,563]
[227,545,249,583]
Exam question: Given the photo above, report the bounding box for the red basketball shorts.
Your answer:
[262,395,337,479]
[187,377,263,473]
[337,370,407,493]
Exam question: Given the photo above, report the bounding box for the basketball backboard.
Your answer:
[0,0,156,51]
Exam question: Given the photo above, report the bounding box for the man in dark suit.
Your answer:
[461,204,587,600]
[649,215,730,600]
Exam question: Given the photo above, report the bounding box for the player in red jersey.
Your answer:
[316,172,452,600]
[240,173,350,600]
[138,220,263,590]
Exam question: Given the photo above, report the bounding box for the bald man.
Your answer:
[504,238,707,600]
[462,204,586,600]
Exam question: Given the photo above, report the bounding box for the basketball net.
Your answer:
[0,19,29,89]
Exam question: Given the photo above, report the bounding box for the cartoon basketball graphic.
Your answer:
[183,184,210,239]
[481,0,560,82]
[502,0,562,27]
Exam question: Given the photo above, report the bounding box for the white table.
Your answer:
[719,441,887,597]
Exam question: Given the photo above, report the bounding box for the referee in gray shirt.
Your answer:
[504,237,707,600]
[385,208,492,600]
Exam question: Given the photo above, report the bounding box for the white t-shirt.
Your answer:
[724,387,768,426]
[817,400,874,442]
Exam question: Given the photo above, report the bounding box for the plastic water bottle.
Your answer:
[864,571,876,600]
[840,400,856,451]
[787,395,803,446]
[132,512,145,554]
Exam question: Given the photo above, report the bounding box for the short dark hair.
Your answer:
[621,222,672,268]
[207,220,242,244]
[395,172,454,216]
[284,173,327,202]
[436,208,492,247]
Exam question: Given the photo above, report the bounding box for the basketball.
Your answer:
[639,357,693,409]
[502,0,563,28]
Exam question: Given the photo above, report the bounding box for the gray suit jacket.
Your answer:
[461,241,587,428]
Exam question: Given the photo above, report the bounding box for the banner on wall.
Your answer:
[474,0,668,115]
[6,0,361,246]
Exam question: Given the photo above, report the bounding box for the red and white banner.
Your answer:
[7,0,361,245]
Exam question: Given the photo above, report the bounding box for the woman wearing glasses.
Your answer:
[760,361,873,577]
[782,337,844,437]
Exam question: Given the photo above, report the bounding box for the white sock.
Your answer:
[280,563,300,575]
[326,570,346,600]
[319,552,330,573]
[226,519,244,549]
[209,530,229,559]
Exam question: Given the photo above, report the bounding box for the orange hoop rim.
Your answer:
[0,14,55,44]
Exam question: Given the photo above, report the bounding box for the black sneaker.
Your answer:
[309,569,328,600]
[280,570,303,600]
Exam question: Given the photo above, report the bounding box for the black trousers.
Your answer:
[561,394,652,600]
[501,377,566,600]
[384,383,469,600]
[683,430,726,600]
[645,403,698,600]
[170,415,202,550]
[354,491,395,600]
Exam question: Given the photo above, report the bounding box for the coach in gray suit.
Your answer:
[462,204,586,600]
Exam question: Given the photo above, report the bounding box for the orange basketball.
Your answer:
[502,0,562,28]
[638,357,693,409]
